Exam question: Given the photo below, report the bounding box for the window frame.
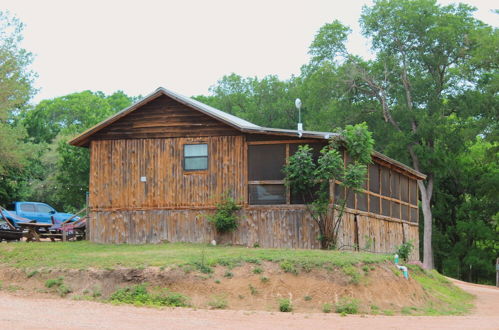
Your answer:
[183,143,209,172]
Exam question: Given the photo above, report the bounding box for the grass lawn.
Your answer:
[0,241,390,270]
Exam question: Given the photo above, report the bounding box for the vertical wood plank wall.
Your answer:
[90,136,246,209]
[88,208,419,260]
[89,136,419,260]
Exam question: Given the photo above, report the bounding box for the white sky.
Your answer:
[2,0,497,103]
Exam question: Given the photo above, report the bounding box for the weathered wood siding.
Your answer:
[89,208,420,260]
[89,136,246,209]
[92,95,241,141]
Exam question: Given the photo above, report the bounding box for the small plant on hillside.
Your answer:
[252,267,263,274]
[110,285,189,307]
[335,297,359,314]
[284,123,374,249]
[279,298,292,312]
[26,270,39,278]
[207,192,242,233]
[208,295,228,309]
[342,265,361,284]
[304,295,312,301]
[280,261,298,275]
[223,271,234,278]
[396,241,414,262]
[248,284,258,295]
[260,276,269,283]
[323,303,332,313]
[45,277,63,288]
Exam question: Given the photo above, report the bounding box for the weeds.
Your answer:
[252,267,263,274]
[304,295,312,301]
[208,295,228,309]
[322,303,332,313]
[45,277,64,288]
[278,298,292,312]
[26,270,39,278]
[280,261,298,275]
[260,276,269,283]
[335,297,359,314]
[248,284,258,295]
[110,285,189,307]
[342,265,361,284]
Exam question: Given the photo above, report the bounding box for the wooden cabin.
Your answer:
[70,87,425,259]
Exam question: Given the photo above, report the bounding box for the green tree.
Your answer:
[0,11,36,174]
[284,123,374,249]
[195,73,301,129]
[308,0,496,269]
[21,91,136,210]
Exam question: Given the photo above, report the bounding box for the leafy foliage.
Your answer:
[284,123,374,249]
[396,242,414,263]
[207,193,242,233]
[110,285,189,307]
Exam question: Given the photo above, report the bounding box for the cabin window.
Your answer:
[183,144,208,171]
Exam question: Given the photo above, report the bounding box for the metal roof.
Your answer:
[68,87,426,180]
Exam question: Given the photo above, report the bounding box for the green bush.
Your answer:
[280,261,298,275]
[208,296,228,309]
[335,297,359,314]
[323,303,332,313]
[207,193,241,233]
[396,241,414,262]
[279,298,292,312]
[110,285,189,307]
[45,277,63,288]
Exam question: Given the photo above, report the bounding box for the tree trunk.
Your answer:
[418,180,434,269]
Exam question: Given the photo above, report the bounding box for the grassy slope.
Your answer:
[0,242,474,315]
[0,241,389,269]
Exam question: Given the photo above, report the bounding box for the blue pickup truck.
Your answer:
[4,202,79,226]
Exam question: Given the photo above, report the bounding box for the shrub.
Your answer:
[208,296,227,309]
[207,193,241,233]
[342,265,361,284]
[252,267,263,274]
[279,299,292,312]
[396,241,414,262]
[280,261,298,275]
[335,297,359,314]
[323,303,332,313]
[110,285,189,307]
[45,277,63,288]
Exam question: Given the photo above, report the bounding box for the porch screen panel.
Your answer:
[347,191,355,209]
[401,204,409,221]
[356,192,367,211]
[248,144,285,180]
[381,198,390,217]
[391,201,401,219]
[400,176,409,202]
[369,164,380,194]
[381,167,390,196]
[390,171,400,199]
[409,179,418,205]
[410,207,418,223]
[369,195,380,214]
[249,185,286,205]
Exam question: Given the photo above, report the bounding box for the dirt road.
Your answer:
[0,279,497,330]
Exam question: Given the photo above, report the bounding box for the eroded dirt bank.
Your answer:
[0,280,497,330]
[0,262,438,313]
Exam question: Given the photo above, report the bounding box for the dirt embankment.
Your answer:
[0,262,433,313]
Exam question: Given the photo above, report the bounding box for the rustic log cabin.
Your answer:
[69,87,425,259]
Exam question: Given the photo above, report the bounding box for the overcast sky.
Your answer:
[2,0,497,103]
